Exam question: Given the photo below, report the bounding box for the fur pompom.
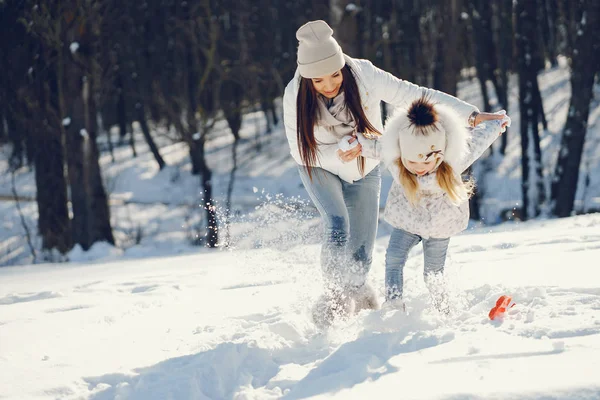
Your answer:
[407,97,439,135]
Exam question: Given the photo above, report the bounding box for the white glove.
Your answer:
[338,135,359,151]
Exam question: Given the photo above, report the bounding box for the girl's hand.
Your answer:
[338,135,359,151]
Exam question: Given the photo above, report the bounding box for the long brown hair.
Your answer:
[296,64,381,181]
[396,159,474,205]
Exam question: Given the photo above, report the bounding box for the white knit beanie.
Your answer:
[399,126,446,172]
[296,20,345,78]
[398,99,447,173]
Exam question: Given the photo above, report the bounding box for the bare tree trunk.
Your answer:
[516,0,546,220]
[534,83,548,130]
[557,0,578,58]
[185,67,219,248]
[63,76,92,249]
[191,134,218,248]
[470,0,501,112]
[225,138,239,246]
[97,112,115,163]
[86,79,115,247]
[6,112,24,170]
[11,170,37,263]
[136,101,166,170]
[221,80,243,141]
[466,166,482,221]
[0,104,5,144]
[63,10,114,250]
[475,67,491,112]
[433,0,463,95]
[204,172,218,247]
[222,79,243,244]
[117,73,136,156]
[129,121,136,156]
[330,0,361,57]
[552,0,600,217]
[497,0,513,154]
[117,74,127,143]
[540,0,559,66]
[261,100,273,134]
[34,60,72,254]
[481,8,504,112]
[271,100,279,126]
[393,0,422,84]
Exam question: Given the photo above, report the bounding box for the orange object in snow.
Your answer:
[489,295,515,320]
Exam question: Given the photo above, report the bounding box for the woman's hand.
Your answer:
[474,112,506,126]
[337,136,362,162]
[474,110,511,135]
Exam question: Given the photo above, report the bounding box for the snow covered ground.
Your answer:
[1,213,600,399]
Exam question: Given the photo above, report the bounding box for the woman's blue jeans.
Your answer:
[298,165,381,291]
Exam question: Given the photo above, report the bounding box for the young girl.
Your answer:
[378,96,510,313]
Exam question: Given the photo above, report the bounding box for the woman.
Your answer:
[283,20,502,324]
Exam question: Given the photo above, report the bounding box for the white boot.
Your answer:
[381,297,406,313]
[425,274,450,315]
[311,289,355,328]
[430,289,450,315]
[352,283,380,312]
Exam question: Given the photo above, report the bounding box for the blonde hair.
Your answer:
[396,159,474,205]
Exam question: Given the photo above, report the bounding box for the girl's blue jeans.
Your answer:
[385,228,450,300]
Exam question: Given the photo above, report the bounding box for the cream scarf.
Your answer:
[316,92,356,141]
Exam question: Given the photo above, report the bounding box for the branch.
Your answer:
[197,1,219,95]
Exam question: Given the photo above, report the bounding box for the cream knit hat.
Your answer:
[398,99,447,173]
[399,126,446,170]
[296,20,345,78]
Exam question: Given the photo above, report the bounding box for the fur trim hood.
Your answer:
[381,102,470,173]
